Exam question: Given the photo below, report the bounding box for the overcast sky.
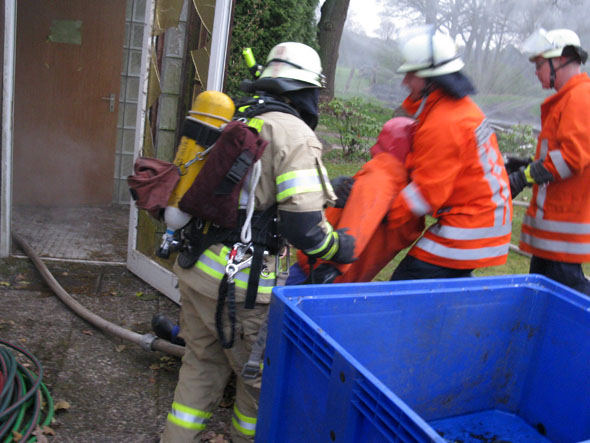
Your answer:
[317,0,384,38]
[347,0,383,37]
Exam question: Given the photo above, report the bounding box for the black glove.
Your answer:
[529,159,554,185]
[330,176,355,208]
[509,168,529,199]
[331,228,357,264]
[509,159,554,199]
[504,155,532,174]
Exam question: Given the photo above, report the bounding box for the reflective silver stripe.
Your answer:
[475,119,493,147]
[429,223,511,240]
[276,169,323,201]
[523,214,590,234]
[232,268,276,289]
[536,183,547,219]
[412,94,429,118]
[475,119,510,226]
[401,182,431,216]
[416,236,509,261]
[233,405,256,436]
[169,408,209,427]
[548,149,573,179]
[196,248,276,291]
[521,232,590,255]
[540,139,549,159]
[197,251,226,279]
[167,402,211,431]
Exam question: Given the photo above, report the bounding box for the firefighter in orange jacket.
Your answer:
[509,28,590,294]
[293,117,425,284]
[387,28,512,279]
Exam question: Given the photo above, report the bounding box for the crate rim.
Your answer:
[274,274,590,311]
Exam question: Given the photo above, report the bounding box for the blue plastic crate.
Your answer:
[257,275,590,442]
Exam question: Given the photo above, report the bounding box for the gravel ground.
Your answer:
[0,256,234,442]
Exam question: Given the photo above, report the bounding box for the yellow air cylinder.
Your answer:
[157,91,235,258]
[168,90,235,208]
[163,91,235,231]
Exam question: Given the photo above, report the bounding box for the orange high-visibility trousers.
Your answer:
[298,153,424,283]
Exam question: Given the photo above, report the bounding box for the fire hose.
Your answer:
[0,339,54,442]
[12,233,185,359]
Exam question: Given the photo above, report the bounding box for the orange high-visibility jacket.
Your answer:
[520,73,590,263]
[387,89,512,269]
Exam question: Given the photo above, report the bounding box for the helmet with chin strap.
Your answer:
[249,42,325,95]
[522,28,588,88]
[522,28,587,63]
[397,28,464,78]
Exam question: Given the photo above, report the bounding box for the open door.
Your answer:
[13,0,125,205]
[1,0,127,257]
[126,0,233,304]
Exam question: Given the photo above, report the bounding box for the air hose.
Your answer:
[12,233,185,359]
[0,339,54,442]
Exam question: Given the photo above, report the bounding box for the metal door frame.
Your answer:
[1,0,17,258]
[126,0,233,304]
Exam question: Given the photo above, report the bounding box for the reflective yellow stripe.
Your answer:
[276,168,324,201]
[232,404,256,436]
[195,248,227,279]
[320,231,339,260]
[247,117,264,132]
[524,163,534,184]
[167,402,211,431]
[195,246,276,293]
[305,224,334,256]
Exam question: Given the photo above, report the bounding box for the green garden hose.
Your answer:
[0,339,54,442]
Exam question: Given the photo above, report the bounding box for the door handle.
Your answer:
[101,93,116,112]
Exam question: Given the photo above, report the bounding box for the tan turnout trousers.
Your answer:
[161,280,268,442]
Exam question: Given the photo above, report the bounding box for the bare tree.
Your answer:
[380,0,440,27]
[318,0,352,101]
[379,17,397,41]
[378,0,576,93]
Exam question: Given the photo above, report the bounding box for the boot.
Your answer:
[151,314,185,346]
[303,263,342,285]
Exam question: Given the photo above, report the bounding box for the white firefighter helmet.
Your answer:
[259,42,325,89]
[397,28,464,78]
[522,28,587,62]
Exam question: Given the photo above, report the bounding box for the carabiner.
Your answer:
[225,243,254,283]
[226,255,254,283]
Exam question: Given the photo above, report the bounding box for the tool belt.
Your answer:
[177,204,282,349]
[176,206,281,268]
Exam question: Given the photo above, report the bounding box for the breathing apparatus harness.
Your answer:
[178,93,300,349]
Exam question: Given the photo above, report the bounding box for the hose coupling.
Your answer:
[139,333,158,352]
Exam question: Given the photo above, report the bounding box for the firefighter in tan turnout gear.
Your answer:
[161,42,356,442]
